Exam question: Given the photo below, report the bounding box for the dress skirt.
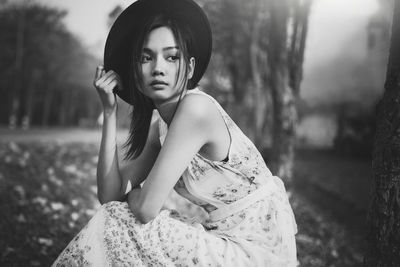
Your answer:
[52,181,297,267]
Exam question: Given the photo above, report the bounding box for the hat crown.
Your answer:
[104,0,212,104]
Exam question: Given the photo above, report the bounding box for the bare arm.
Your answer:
[93,67,160,203]
[97,106,125,203]
[97,111,162,204]
[128,94,217,223]
[94,68,125,204]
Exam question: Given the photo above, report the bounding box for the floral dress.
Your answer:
[52,88,297,267]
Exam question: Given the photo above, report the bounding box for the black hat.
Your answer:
[104,0,212,105]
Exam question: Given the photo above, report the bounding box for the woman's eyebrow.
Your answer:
[163,46,179,51]
[142,47,153,54]
[142,46,179,53]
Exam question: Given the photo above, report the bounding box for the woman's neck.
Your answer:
[155,89,188,125]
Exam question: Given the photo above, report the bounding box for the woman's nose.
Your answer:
[152,57,165,76]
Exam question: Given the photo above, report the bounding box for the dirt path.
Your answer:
[0,127,129,144]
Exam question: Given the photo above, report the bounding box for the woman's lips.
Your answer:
[150,80,168,89]
[150,80,168,86]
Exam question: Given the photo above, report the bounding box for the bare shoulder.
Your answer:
[176,93,219,123]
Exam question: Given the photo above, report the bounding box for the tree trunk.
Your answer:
[67,91,77,125]
[58,90,67,126]
[22,78,34,129]
[250,0,268,148]
[270,77,297,184]
[288,0,311,95]
[268,0,297,184]
[267,0,311,185]
[365,1,400,265]
[22,70,40,129]
[58,88,73,126]
[8,6,25,129]
[41,84,53,126]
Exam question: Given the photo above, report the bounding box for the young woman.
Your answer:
[53,0,297,266]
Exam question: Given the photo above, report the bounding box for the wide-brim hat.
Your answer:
[104,0,212,105]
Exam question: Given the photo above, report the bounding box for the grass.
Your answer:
[0,141,367,266]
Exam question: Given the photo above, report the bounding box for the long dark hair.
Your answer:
[124,14,197,160]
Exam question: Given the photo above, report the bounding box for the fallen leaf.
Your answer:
[22,151,30,159]
[50,202,64,211]
[71,199,79,206]
[2,246,15,257]
[48,175,63,187]
[16,214,27,223]
[32,196,47,206]
[71,212,79,221]
[9,142,20,153]
[37,237,53,246]
[14,185,26,198]
[18,158,27,167]
[5,155,12,163]
[64,164,78,174]
[46,167,55,176]
[41,184,49,192]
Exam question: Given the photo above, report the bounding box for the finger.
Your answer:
[94,71,116,88]
[96,80,114,93]
[98,71,121,86]
[104,80,118,93]
[94,73,108,87]
[103,76,123,92]
[106,73,123,92]
[102,76,120,90]
[102,74,117,85]
[94,65,104,80]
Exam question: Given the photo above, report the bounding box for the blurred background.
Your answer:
[0,0,393,266]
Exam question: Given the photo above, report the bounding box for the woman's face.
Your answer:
[139,26,195,105]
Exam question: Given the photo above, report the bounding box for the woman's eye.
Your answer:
[167,55,180,61]
[141,55,152,63]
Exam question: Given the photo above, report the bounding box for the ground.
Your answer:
[0,129,369,266]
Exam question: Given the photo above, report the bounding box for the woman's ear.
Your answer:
[188,57,195,79]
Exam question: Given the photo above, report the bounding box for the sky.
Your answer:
[302,0,385,106]
[35,0,383,106]
[36,0,136,56]
[305,0,378,69]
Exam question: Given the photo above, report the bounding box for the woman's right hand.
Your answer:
[93,65,123,112]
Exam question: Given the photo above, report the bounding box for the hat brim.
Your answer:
[104,0,212,105]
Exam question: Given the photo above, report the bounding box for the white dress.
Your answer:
[52,88,297,267]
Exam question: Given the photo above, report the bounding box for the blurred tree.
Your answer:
[203,0,311,183]
[365,0,400,265]
[267,0,311,184]
[0,2,99,128]
[202,0,273,146]
[202,0,257,140]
